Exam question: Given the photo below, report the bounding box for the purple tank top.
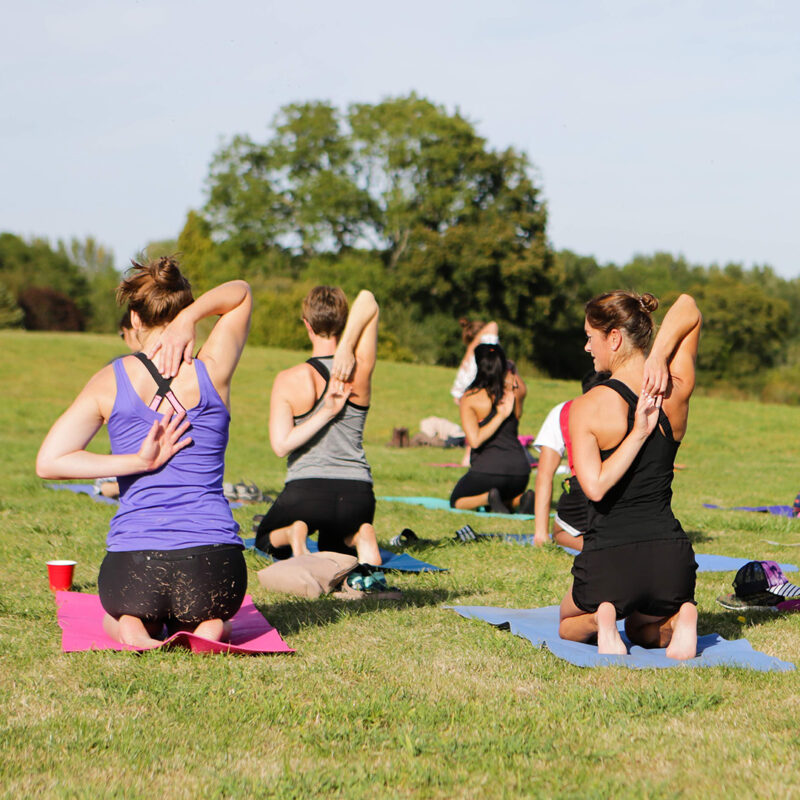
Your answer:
[106,357,241,552]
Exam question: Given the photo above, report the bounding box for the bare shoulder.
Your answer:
[84,361,118,394]
[271,362,318,411]
[572,385,627,424]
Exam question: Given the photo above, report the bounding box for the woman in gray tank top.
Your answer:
[255,288,383,567]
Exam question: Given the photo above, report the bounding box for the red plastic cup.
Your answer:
[47,560,76,591]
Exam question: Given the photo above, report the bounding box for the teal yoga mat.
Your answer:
[380,496,535,520]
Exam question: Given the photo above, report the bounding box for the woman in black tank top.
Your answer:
[450,344,532,514]
[558,293,702,660]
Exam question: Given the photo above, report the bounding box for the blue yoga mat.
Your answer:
[448,605,795,671]
[46,482,243,508]
[380,496,535,520]
[47,483,118,506]
[242,536,445,573]
[704,503,795,518]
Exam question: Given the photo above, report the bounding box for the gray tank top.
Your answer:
[286,356,372,483]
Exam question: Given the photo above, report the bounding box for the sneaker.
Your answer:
[716,593,781,611]
[488,488,510,514]
[337,564,402,599]
[517,489,535,515]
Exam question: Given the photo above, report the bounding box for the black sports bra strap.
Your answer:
[132,353,186,414]
[602,377,675,440]
[478,405,498,428]
[602,378,637,408]
[306,356,331,382]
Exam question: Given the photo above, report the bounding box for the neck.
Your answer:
[137,326,167,354]
[610,350,646,390]
[310,334,337,358]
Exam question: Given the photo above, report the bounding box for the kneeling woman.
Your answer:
[37,257,252,648]
[559,292,701,659]
[449,343,532,514]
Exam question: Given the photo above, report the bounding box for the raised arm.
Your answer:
[147,280,253,382]
[642,294,702,399]
[330,290,379,384]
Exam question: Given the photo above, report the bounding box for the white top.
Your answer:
[533,401,567,456]
[450,334,500,400]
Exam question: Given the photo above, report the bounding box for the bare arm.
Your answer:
[570,389,661,502]
[512,373,527,419]
[642,294,702,398]
[330,290,379,382]
[459,390,515,449]
[147,280,253,383]
[534,446,561,544]
[268,372,351,459]
[36,373,191,480]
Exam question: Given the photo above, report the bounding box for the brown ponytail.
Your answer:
[585,291,658,353]
[116,256,193,328]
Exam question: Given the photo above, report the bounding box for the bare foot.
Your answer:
[352,523,382,566]
[104,613,162,649]
[288,521,310,557]
[192,618,231,642]
[665,603,698,660]
[595,602,627,655]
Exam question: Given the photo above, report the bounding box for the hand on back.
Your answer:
[323,380,353,418]
[148,316,196,378]
[136,408,193,472]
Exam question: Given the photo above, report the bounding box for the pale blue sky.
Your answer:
[1,1,797,276]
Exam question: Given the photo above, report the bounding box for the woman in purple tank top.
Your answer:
[37,256,252,648]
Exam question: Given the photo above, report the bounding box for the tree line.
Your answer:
[2,95,799,402]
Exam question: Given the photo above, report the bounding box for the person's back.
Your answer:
[107,355,240,551]
[256,287,384,568]
[286,355,371,483]
[37,256,253,647]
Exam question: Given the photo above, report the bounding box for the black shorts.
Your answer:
[571,538,697,619]
[555,476,590,537]
[449,470,529,508]
[255,478,375,560]
[98,543,247,628]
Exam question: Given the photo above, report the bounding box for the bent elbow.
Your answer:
[35,455,56,480]
[582,481,605,503]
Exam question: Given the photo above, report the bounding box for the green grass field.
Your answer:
[2,329,800,799]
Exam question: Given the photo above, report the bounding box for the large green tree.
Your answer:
[202,95,555,365]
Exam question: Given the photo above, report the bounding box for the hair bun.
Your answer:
[151,256,183,290]
[639,293,659,313]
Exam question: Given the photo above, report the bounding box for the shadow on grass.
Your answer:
[254,586,470,636]
[685,528,713,544]
[699,608,786,640]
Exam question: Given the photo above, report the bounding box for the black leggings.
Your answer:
[450,470,529,508]
[98,544,247,628]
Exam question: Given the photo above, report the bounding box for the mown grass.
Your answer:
[2,330,800,799]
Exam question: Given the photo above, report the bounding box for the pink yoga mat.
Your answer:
[56,592,294,654]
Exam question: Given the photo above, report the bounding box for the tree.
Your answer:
[57,236,120,332]
[203,94,555,365]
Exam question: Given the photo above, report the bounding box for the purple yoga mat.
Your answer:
[56,592,293,654]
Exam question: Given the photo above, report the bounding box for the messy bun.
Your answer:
[584,290,658,353]
[639,293,659,314]
[116,256,193,328]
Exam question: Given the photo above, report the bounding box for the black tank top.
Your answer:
[583,379,686,552]
[470,404,530,476]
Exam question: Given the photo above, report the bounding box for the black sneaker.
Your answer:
[488,488,510,514]
[517,489,535,515]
